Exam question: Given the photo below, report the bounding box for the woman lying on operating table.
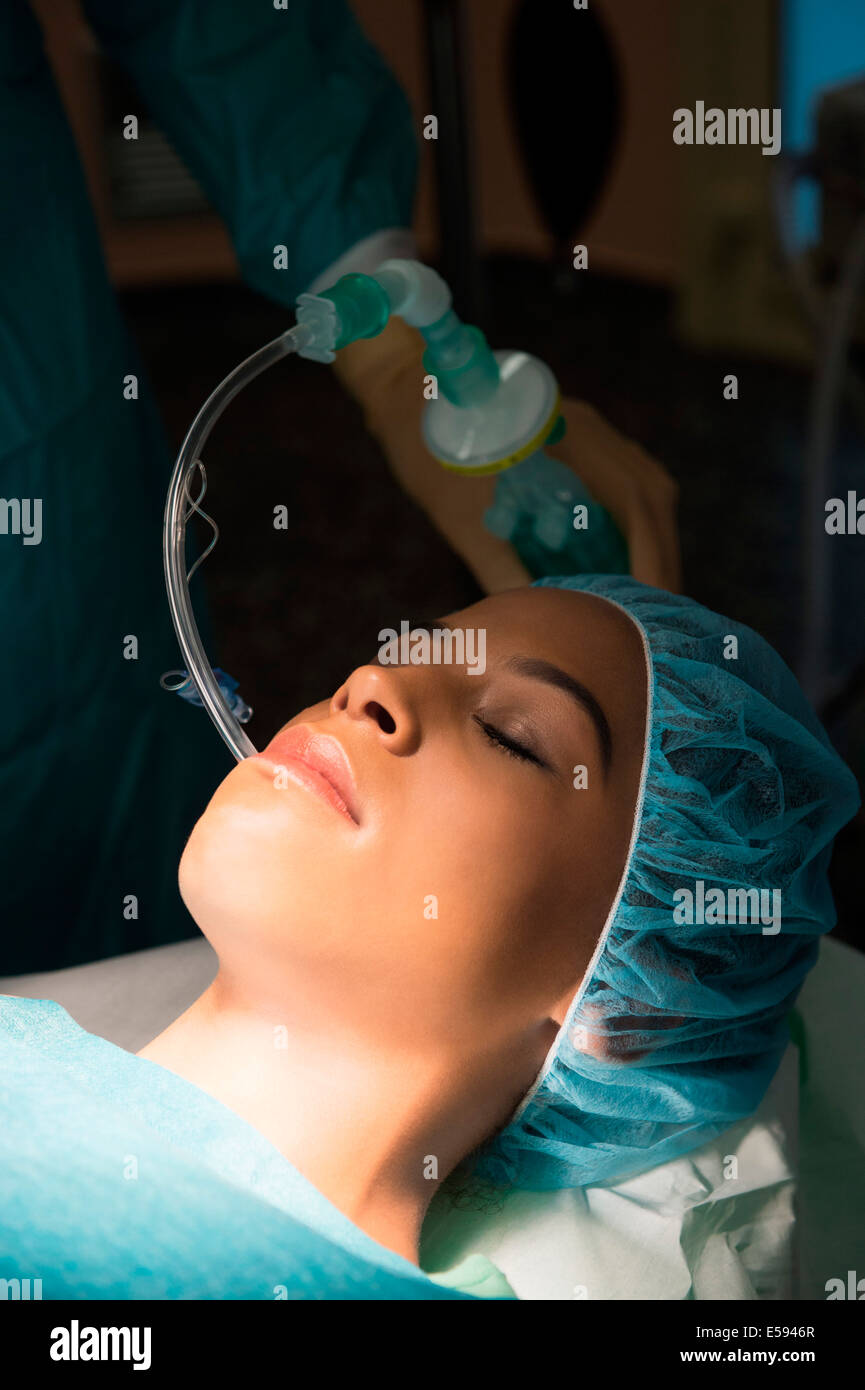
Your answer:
[0,375,858,1300]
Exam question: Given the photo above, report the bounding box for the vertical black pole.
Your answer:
[421,0,486,321]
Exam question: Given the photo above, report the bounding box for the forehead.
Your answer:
[446,585,648,738]
[447,585,643,667]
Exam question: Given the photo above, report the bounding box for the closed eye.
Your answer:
[474,715,548,769]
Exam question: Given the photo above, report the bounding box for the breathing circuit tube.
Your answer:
[162,260,477,764]
[161,268,427,764]
[162,258,587,762]
[163,325,311,763]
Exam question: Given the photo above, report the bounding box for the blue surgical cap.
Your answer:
[477,574,860,1191]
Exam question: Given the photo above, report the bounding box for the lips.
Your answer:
[256,724,359,825]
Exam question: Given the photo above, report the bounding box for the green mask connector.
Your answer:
[420,314,501,409]
[319,273,390,349]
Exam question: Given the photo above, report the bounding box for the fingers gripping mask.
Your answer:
[474,574,860,1191]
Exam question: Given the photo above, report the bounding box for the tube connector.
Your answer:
[422,321,500,407]
[370,259,500,407]
[295,273,390,360]
[294,293,340,363]
[370,258,452,327]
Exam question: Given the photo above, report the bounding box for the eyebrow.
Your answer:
[505,655,613,775]
[373,622,613,774]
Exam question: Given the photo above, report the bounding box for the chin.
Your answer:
[178,808,268,943]
[176,787,343,958]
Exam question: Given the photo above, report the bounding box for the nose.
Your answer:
[330,664,422,756]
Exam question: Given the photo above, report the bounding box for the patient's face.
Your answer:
[179,588,647,1047]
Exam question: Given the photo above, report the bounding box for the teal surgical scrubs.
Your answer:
[0,0,417,971]
[0,995,516,1299]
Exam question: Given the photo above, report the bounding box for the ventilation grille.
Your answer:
[98,55,212,220]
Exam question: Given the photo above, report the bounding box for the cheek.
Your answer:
[388,782,566,992]
[404,776,617,1006]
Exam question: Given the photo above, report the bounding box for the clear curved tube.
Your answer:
[163,324,309,762]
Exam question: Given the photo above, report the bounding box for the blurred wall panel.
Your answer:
[674,0,809,360]
[353,0,681,283]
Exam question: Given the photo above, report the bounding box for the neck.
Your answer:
[137,968,548,1264]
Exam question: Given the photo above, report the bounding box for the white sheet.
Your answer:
[420,1045,798,1299]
